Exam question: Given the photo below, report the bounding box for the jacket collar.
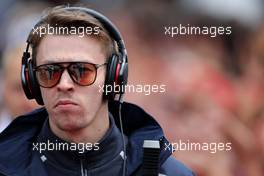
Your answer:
[36,113,124,169]
[109,101,171,175]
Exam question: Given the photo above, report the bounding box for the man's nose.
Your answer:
[56,70,74,91]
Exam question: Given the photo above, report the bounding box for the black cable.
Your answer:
[118,94,127,176]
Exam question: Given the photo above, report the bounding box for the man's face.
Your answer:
[36,35,107,131]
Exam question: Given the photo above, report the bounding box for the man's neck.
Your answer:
[49,103,110,144]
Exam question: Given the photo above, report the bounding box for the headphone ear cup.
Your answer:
[21,55,34,99]
[27,60,44,105]
[104,54,118,100]
[118,60,128,92]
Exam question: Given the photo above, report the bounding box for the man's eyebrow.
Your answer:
[39,59,61,65]
[43,60,58,64]
[39,59,73,65]
[41,58,95,64]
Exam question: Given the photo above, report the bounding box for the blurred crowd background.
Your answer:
[0,0,264,175]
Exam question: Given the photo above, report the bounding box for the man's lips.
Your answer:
[54,100,78,108]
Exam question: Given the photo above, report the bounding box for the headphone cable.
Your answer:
[118,94,127,176]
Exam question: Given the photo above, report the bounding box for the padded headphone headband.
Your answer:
[22,6,128,105]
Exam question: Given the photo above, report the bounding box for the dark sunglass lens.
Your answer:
[36,65,62,88]
[69,63,96,85]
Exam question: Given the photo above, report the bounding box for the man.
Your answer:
[0,6,194,176]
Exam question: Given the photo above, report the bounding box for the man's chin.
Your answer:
[57,122,87,132]
[54,114,88,131]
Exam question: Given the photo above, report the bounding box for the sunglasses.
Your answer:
[34,62,107,88]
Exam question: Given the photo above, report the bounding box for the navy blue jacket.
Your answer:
[0,101,194,176]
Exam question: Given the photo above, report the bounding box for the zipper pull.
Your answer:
[80,158,88,176]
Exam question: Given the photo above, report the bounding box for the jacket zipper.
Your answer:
[80,159,88,176]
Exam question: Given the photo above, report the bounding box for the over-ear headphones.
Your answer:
[21,7,128,105]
